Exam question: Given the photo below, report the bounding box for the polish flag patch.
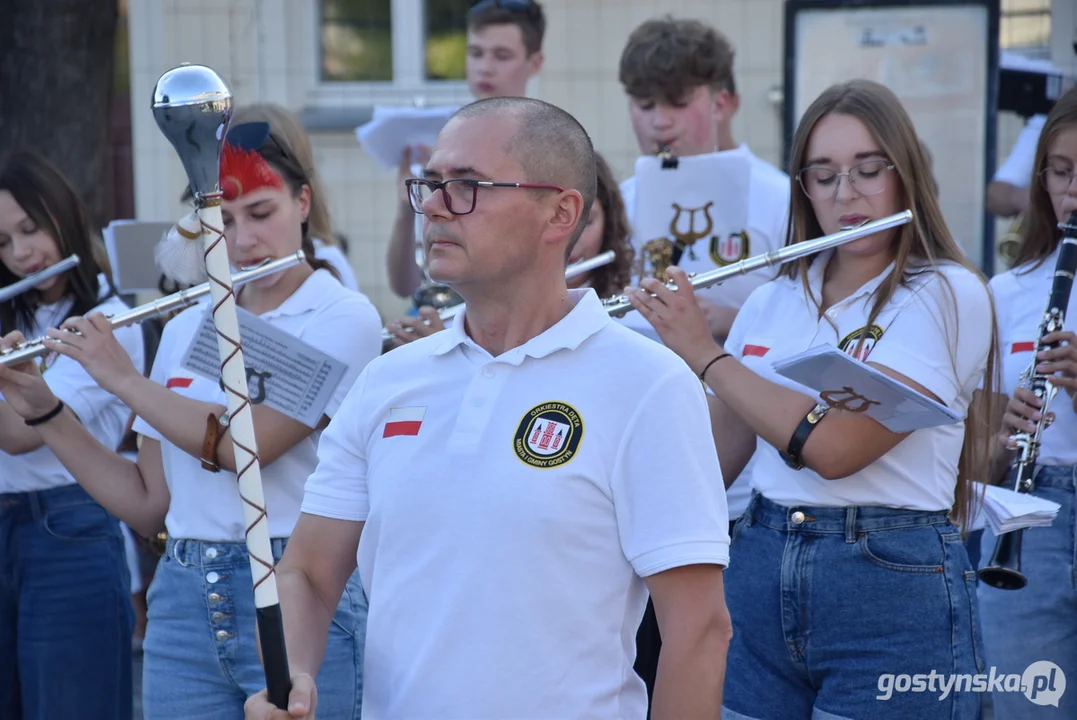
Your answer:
[383,407,426,438]
[1011,341,1035,354]
[166,377,193,389]
[742,344,770,357]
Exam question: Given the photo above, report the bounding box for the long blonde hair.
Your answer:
[231,103,337,247]
[1013,87,1077,270]
[784,79,1000,529]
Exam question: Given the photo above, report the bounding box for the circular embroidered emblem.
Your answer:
[837,324,885,361]
[513,401,584,469]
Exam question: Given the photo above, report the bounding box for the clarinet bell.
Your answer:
[977,529,1027,590]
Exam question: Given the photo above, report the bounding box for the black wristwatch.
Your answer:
[779,403,830,470]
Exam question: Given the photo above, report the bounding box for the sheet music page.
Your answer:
[180,306,349,427]
[103,219,174,294]
[772,344,962,433]
[355,105,458,171]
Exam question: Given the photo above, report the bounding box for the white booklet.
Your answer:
[180,306,349,427]
[355,105,458,171]
[969,482,1061,534]
[633,150,751,282]
[772,344,963,433]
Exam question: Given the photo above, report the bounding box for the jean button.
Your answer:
[791,511,805,524]
[206,571,219,584]
[208,592,221,603]
[206,548,218,558]
[216,630,230,641]
[212,611,224,622]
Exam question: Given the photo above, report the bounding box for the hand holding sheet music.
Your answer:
[968,482,1061,534]
[355,105,458,171]
[773,344,963,433]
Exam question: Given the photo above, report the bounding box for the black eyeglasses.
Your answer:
[469,0,536,15]
[405,177,563,215]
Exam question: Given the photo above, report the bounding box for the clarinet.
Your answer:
[979,211,1077,590]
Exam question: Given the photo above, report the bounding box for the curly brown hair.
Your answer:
[586,153,634,298]
[619,16,735,105]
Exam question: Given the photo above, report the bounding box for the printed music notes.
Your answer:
[355,105,458,171]
[181,307,348,427]
[772,344,962,433]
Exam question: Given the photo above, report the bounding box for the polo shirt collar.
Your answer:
[805,249,896,310]
[432,288,610,364]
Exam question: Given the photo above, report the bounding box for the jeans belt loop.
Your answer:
[845,506,858,543]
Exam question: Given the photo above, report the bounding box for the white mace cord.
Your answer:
[196,197,278,608]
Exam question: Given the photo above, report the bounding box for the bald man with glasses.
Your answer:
[245,97,732,720]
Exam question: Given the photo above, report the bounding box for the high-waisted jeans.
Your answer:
[723,492,983,720]
[0,483,134,720]
[142,535,367,719]
[978,464,1077,718]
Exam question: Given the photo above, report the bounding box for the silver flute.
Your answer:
[382,249,617,348]
[601,211,914,317]
[0,251,305,368]
[0,255,81,303]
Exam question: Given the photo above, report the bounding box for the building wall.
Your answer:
[127,0,1073,322]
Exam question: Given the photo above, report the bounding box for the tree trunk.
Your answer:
[0,0,118,227]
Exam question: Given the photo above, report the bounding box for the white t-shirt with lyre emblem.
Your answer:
[301,288,730,720]
[724,252,993,510]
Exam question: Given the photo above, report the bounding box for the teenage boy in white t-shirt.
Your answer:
[245,97,731,720]
[384,0,546,303]
[617,16,790,348]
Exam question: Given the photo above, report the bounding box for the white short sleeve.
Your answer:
[300,372,371,521]
[723,282,771,358]
[611,366,730,576]
[132,316,180,442]
[993,115,1046,187]
[865,269,992,409]
[46,322,144,428]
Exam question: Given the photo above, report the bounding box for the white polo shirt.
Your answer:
[617,143,790,345]
[1,280,144,493]
[725,253,993,510]
[991,246,1077,466]
[133,269,381,542]
[302,288,729,720]
[993,114,1046,188]
[313,239,360,292]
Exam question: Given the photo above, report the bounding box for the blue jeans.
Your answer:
[723,493,983,720]
[142,536,367,719]
[978,464,1077,718]
[0,484,134,720]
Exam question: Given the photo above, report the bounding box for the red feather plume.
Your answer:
[220,142,283,201]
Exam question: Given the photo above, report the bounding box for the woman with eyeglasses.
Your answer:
[626,79,999,719]
[0,150,142,720]
[977,86,1077,720]
[384,152,634,348]
[0,121,382,719]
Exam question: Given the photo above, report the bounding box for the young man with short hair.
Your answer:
[384,0,546,303]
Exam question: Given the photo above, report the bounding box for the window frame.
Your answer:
[999,0,1051,54]
[310,0,472,107]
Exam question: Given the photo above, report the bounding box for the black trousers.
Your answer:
[634,519,738,714]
